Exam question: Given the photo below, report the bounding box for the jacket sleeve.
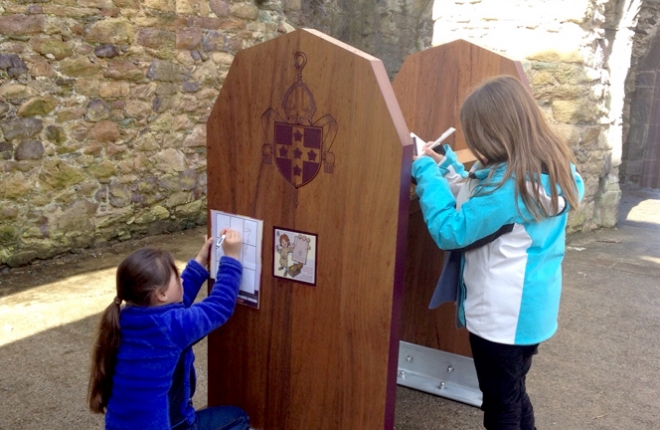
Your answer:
[412,156,520,250]
[166,256,243,348]
[436,145,468,197]
[181,259,208,308]
[573,164,585,203]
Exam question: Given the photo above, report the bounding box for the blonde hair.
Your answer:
[459,75,579,220]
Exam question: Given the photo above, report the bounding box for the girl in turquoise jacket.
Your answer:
[412,75,584,430]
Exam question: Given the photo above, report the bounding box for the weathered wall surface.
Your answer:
[431,0,642,231]
[0,0,648,267]
[0,0,432,268]
[282,0,433,78]
[0,0,291,267]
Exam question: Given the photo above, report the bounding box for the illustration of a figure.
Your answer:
[288,234,312,277]
[276,234,294,276]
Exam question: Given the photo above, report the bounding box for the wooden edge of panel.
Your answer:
[302,28,382,62]
[361,39,413,429]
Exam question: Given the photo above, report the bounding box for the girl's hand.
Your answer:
[195,235,214,267]
[423,144,445,164]
[220,228,242,260]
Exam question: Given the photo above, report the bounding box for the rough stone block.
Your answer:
[144,0,175,12]
[0,54,28,78]
[202,31,226,52]
[0,14,45,36]
[210,0,230,16]
[41,5,98,18]
[87,120,120,142]
[87,160,118,180]
[85,19,134,44]
[220,18,247,31]
[155,148,186,172]
[45,125,67,144]
[176,28,203,50]
[552,99,595,124]
[188,16,223,30]
[39,159,85,189]
[79,0,114,8]
[176,0,195,14]
[94,44,121,58]
[179,168,199,190]
[146,60,188,82]
[182,81,200,93]
[59,56,100,76]
[104,61,146,82]
[17,97,58,117]
[0,101,10,120]
[283,0,301,11]
[113,0,140,8]
[230,3,259,20]
[99,81,130,99]
[0,142,13,160]
[30,37,73,60]
[125,100,152,119]
[85,99,111,122]
[137,28,176,50]
[0,117,43,140]
[0,83,35,102]
[14,140,45,160]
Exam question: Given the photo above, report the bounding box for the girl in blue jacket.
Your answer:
[412,75,584,430]
[88,229,249,430]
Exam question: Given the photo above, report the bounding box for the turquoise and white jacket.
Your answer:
[412,145,584,346]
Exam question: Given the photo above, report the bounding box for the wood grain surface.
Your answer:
[393,39,528,357]
[206,29,412,430]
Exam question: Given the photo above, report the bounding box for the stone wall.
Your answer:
[0,0,644,267]
[431,0,643,231]
[282,0,434,78]
[0,0,432,268]
[0,0,292,268]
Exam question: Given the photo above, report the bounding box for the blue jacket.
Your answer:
[105,257,242,430]
[412,146,584,345]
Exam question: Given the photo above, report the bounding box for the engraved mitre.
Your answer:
[282,52,316,125]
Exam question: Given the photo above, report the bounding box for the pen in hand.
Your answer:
[216,234,226,248]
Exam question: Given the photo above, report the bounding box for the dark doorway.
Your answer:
[624,29,660,188]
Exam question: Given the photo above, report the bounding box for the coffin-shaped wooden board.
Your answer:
[394,39,528,357]
[206,29,412,430]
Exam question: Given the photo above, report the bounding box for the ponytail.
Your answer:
[88,298,122,413]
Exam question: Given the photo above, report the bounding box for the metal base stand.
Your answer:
[397,341,482,407]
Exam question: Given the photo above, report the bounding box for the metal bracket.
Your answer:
[397,341,482,407]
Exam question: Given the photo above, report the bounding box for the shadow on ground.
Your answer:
[1,187,659,429]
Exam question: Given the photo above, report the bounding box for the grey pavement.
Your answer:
[1,185,659,430]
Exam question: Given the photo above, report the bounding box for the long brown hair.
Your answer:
[459,75,580,220]
[87,248,179,413]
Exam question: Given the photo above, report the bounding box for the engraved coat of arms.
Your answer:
[262,52,337,206]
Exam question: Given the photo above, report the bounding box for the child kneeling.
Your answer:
[88,229,249,430]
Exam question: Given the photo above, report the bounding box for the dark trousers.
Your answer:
[469,333,539,430]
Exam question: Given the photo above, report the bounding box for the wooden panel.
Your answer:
[206,29,412,430]
[393,39,528,357]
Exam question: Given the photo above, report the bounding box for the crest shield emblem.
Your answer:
[274,122,323,188]
[261,52,337,206]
